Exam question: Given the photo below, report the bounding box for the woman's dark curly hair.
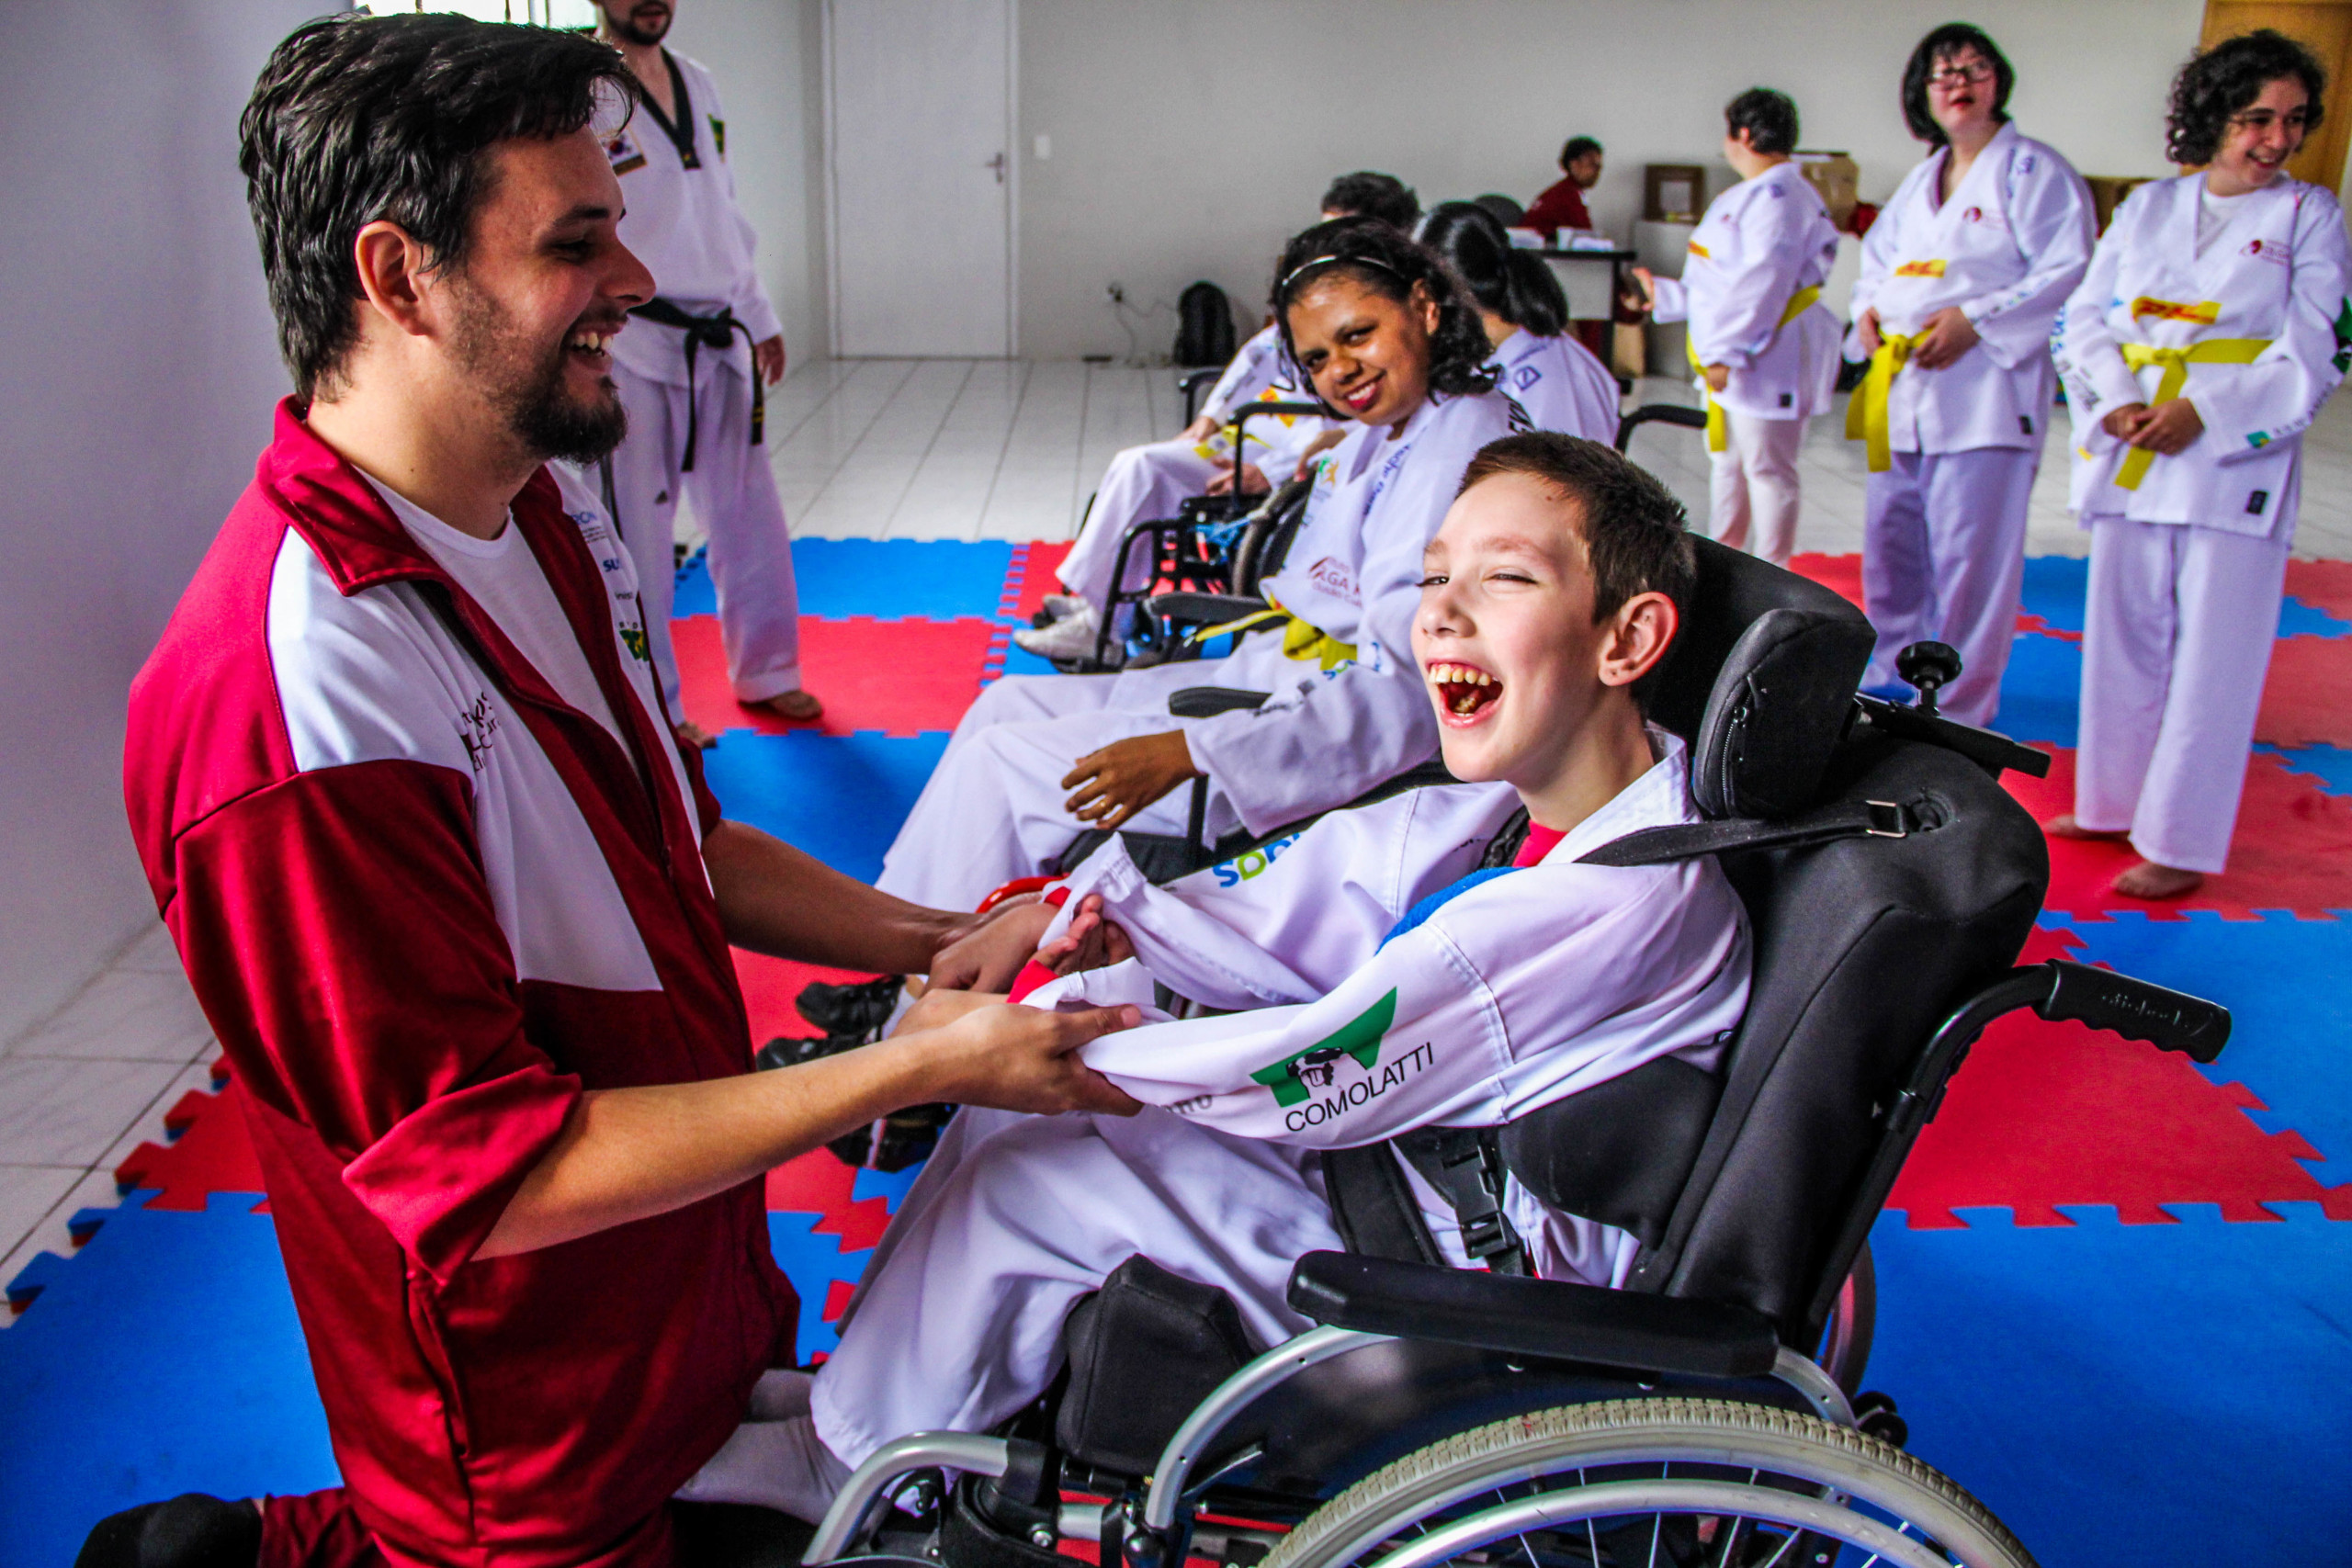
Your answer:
[1419,201,1569,337]
[1270,217,1498,413]
[1900,23,2014,146]
[2166,29,2326,167]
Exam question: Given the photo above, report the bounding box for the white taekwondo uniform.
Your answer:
[1488,327,1623,444]
[1057,326,1332,613]
[1648,162,1841,566]
[2052,173,2352,873]
[875,389,1520,913]
[603,51,804,707]
[812,736,1750,1467]
[1845,124,2094,728]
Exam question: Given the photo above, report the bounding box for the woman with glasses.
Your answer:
[2050,29,2351,898]
[1846,23,2094,728]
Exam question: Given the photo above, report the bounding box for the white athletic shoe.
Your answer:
[1041,593,1090,621]
[1014,604,1104,661]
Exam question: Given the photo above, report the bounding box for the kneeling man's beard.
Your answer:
[448,276,628,466]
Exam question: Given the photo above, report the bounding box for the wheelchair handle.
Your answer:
[1227,401,1329,456]
[2036,958,2231,1062]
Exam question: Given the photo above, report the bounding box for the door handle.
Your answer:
[985,151,1007,184]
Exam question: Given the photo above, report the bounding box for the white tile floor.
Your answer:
[8,355,2351,1319]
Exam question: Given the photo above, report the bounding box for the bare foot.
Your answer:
[674,719,718,750]
[2111,861,2204,899]
[2044,814,2128,840]
[759,689,824,723]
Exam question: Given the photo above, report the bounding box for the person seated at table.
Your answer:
[1524,135,1604,237]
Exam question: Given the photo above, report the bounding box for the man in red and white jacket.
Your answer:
[103,17,1135,1568]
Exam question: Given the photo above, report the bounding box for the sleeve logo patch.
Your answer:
[709,116,726,158]
[1250,990,1396,1107]
[1210,830,1303,887]
[2247,490,2270,515]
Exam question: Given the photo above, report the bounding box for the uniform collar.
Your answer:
[1929,120,2016,212]
[255,396,571,599]
[1537,728,1695,865]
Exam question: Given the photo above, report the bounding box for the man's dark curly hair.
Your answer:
[1271,217,1498,413]
[1724,87,1801,157]
[2166,29,2326,168]
[239,13,636,403]
[1318,171,1422,231]
[1900,23,2014,146]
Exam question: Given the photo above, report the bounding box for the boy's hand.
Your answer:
[930,898,1058,992]
[1062,731,1202,829]
[1035,893,1136,976]
[2125,397,2203,455]
[902,1003,1144,1116]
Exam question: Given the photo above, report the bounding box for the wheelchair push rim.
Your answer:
[1258,1397,2036,1568]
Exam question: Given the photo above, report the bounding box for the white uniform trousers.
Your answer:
[609,358,804,705]
[2075,517,2290,874]
[874,637,1309,911]
[1860,446,2040,728]
[1709,412,1805,567]
[1062,440,1228,608]
[808,1106,1343,1468]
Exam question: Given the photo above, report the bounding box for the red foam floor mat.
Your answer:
[673,615,1003,739]
[1001,540,1076,624]
[2003,747,2352,919]
[1890,931,2347,1226]
[1788,552,1863,610]
[2285,558,2352,622]
[2256,634,2352,749]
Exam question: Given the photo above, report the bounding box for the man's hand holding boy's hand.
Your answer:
[929,897,1057,992]
[1035,893,1135,976]
[895,1002,1144,1117]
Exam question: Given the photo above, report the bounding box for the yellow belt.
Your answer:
[1843,332,1919,473]
[1688,286,1822,452]
[2111,338,2273,490]
[1192,593,1357,671]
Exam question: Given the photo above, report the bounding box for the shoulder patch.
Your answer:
[605,130,646,175]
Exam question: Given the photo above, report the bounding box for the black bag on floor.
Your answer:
[1173,281,1237,367]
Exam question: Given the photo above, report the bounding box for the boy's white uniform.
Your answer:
[814,739,1751,1466]
[603,52,805,707]
[1846,124,2094,727]
[1648,163,1841,566]
[2053,173,2352,872]
[1057,326,1333,611]
[1489,328,1623,444]
[876,389,1520,913]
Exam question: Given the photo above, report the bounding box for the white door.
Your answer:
[825,0,1015,357]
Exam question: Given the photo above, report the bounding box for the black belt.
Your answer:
[626,298,765,470]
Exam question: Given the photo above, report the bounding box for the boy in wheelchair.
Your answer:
[688,434,1751,1521]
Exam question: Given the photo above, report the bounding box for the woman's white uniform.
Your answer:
[1056,326,1332,612]
[602,53,806,706]
[2053,173,2352,872]
[875,389,1520,913]
[1488,327,1623,443]
[813,737,1750,1467]
[1648,162,1841,566]
[1846,124,2094,727]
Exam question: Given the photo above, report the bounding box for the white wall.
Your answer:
[1014,0,2207,358]
[0,0,318,1043]
[663,0,831,360]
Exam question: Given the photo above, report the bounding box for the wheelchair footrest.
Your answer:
[1286,1251,1781,1381]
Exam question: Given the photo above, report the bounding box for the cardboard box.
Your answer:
[1795,151,1860,231]
[1645,164,1707,224]
[2085,175,2155,235]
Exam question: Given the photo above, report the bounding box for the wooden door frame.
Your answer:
[820,0,1020,358]
[2199,0,2352,192]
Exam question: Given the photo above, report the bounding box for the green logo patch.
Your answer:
[1250,989,1396,1107]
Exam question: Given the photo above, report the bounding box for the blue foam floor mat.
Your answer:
[2256,740,2352,795]
[697,730,948,884]
[2052,909,2352,1182]
[1868,1203,2352,1567]
[673,540,1014,623]
[0,1195,337,1568]
[1990,630,2080,746]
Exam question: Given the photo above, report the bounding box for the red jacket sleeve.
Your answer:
[167,759,579,1282]
[1523,180,1592,236]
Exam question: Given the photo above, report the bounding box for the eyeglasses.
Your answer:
[1927,60,1996,88]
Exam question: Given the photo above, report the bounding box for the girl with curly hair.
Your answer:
[2049,29,2352,898]
[1630,87,1841,567]
[1846,23,2096,728]
[875,217,1520,915]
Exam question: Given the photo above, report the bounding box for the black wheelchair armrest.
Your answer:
[1149,592,1271,627]
[2037,958,2231,1062]
[1168,687,1271,719]
[1286,1250,1781,1381]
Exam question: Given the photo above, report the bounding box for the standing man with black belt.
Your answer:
[598,0,820,741]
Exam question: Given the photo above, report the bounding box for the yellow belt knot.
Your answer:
[2110,338,2273,490]
[1844,332,1919,473]
[1688,285,1821,453]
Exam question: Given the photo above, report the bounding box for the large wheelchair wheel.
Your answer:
[1260,1398,2033,1568]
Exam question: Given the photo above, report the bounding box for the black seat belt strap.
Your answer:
[1393,1127,1529,1276]
[1577,798,1916,867]
[1318,1145,1446,1268]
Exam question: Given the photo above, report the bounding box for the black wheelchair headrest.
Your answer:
[1644,537,1874,821]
